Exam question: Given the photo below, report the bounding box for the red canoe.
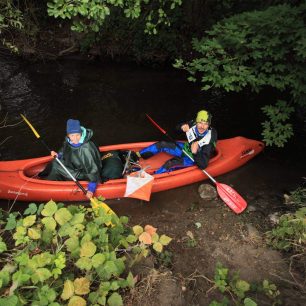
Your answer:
[0,137,264,202]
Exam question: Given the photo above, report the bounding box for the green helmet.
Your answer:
[196,110,212,124]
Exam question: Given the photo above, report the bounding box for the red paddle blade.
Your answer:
[216,182,247,214]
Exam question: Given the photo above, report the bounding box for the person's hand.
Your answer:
[191,141,199,154]
[86,191,93,199]
[181,124,190,132]
[51,151,58,158]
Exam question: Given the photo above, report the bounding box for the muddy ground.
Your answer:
[108,151,306,306]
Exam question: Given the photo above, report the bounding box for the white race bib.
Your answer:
[186,126,212,147]
[185,126,197,143]
[198,130,212,147]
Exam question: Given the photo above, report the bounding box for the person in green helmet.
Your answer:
[131,110,217,174]
[40,119,102,199]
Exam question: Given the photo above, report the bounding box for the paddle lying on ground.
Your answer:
[145,113,247,214]
[20,114,116,217]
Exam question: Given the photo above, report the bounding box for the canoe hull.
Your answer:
[0,137,264,202]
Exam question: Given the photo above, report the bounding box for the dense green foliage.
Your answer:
[1,1,276,61]
[175,3,306,146]
[0,0,185,60]
[0,201,171,305]
[47,0,182,34]
[0,0,24,52]
[261,100,294,147]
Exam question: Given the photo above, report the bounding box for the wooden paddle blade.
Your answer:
[216,183,247,214]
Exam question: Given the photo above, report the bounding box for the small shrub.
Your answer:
[209,263,281,306]
[266,207,306,253]
[284,186,306,207]
[157,250,173,268]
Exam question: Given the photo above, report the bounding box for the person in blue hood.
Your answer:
[42,119,102,199]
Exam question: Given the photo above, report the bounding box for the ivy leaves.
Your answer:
[61,277,90,304]
[0,200,171,305]
[41,200,58,216]
[132,224,172,253]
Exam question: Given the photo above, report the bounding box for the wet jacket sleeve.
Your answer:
[193,127,217,169]
[87,181,97,193]
[56,144,64,160]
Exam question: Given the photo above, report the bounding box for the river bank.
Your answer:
[110,149,306,305]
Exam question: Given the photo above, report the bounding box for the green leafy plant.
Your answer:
[0,0,24,52]
[0,200,171,305]
[183,230,197,248]
[132,224,172,253]
[47,0,182,34]
[266,207,306,253]
[261,100,294,147]
[261,279,280,300]
[266,190,306,289]
[284,185,306,207]
[174,3,306,146]
[157,250,173,267]
[208,263,281,306]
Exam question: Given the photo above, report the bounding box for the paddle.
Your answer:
[122,150,131,175]
[145,113,247,214]
[20,114,116,217]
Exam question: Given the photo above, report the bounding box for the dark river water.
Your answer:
[0,54,266,160]
[0,53,305,211]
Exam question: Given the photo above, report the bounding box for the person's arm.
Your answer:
[51,141,66,159]
[86,182,97,199]
[193,146,212,169]
[50,145,64,159]
[176,120,194,133]
[81,143,102,198]
[82,143,101,177]
[193,128,217,169]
